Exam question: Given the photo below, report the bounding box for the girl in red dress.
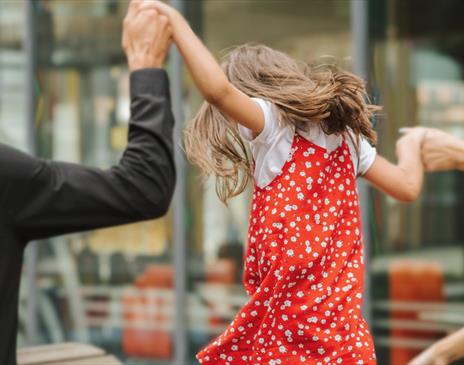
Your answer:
[148,2,426,364]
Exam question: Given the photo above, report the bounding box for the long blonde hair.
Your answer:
[184,44,379,204]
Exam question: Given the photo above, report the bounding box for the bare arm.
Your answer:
[363,130,425,202]
[146,1,264,135]
[408,327,464,365]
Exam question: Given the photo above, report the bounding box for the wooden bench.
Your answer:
[17,342,123,365]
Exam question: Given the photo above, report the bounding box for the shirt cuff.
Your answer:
[130,68,170,98]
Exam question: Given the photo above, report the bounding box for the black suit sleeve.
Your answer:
[2,68,176,242]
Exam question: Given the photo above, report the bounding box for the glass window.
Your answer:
[368,0,464,363]
[0,1,32,349]
[0,1,27,149]
[9,1,463,364]
[30,2,173,364]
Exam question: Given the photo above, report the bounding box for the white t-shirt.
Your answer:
[238,98,377,189]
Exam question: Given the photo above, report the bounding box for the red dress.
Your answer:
[197,134,377,365]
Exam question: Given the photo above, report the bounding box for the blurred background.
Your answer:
[1,0,464,364]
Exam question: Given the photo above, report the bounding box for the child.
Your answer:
[147,2,425,364]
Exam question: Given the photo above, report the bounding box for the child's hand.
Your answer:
[396,127,427,163]
[140,1,187,43]
[365,126,426,202]
[143,1,180,21]
[399,126,428,145]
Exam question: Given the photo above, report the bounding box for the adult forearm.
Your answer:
[122,68,176,215]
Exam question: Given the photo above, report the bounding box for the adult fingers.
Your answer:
[424,159,443,172]
[123,2,158,52]
[137,2,162,15]
[433,357,449,365]
[123,0,144,44]
[139,0,171,16]
[156,19,173,59]
[157,15,171,44]
[147,11,165,43]
[123,1,140,51]
[134,6,159,32]
[126,0,143,21]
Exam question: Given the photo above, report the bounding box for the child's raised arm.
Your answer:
[363,129,426,202]
[147,1,264,135]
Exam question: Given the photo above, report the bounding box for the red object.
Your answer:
[122,265,174,359]
[206,259,237,285]
[197,135,376,364]
[389,261,444,365]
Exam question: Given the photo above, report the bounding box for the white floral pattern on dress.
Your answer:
[197,135,377,365]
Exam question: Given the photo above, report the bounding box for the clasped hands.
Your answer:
[401,127,464,172]
[122,0,173,71]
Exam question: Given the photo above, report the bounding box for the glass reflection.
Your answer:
[369,0,464,363]
[32,1,172,364]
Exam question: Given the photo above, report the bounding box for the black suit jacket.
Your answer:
[0,68,175,365]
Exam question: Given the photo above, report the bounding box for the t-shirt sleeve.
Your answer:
[237,98,294,188]
[238,98,279,145]
[357,137,377,175]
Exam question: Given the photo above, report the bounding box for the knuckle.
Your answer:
[142,10,157,20]
[144,7,158,15]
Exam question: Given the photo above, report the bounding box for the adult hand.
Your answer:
[122,0,172,71]
[423,128,464,171]
[401,127,464,171]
